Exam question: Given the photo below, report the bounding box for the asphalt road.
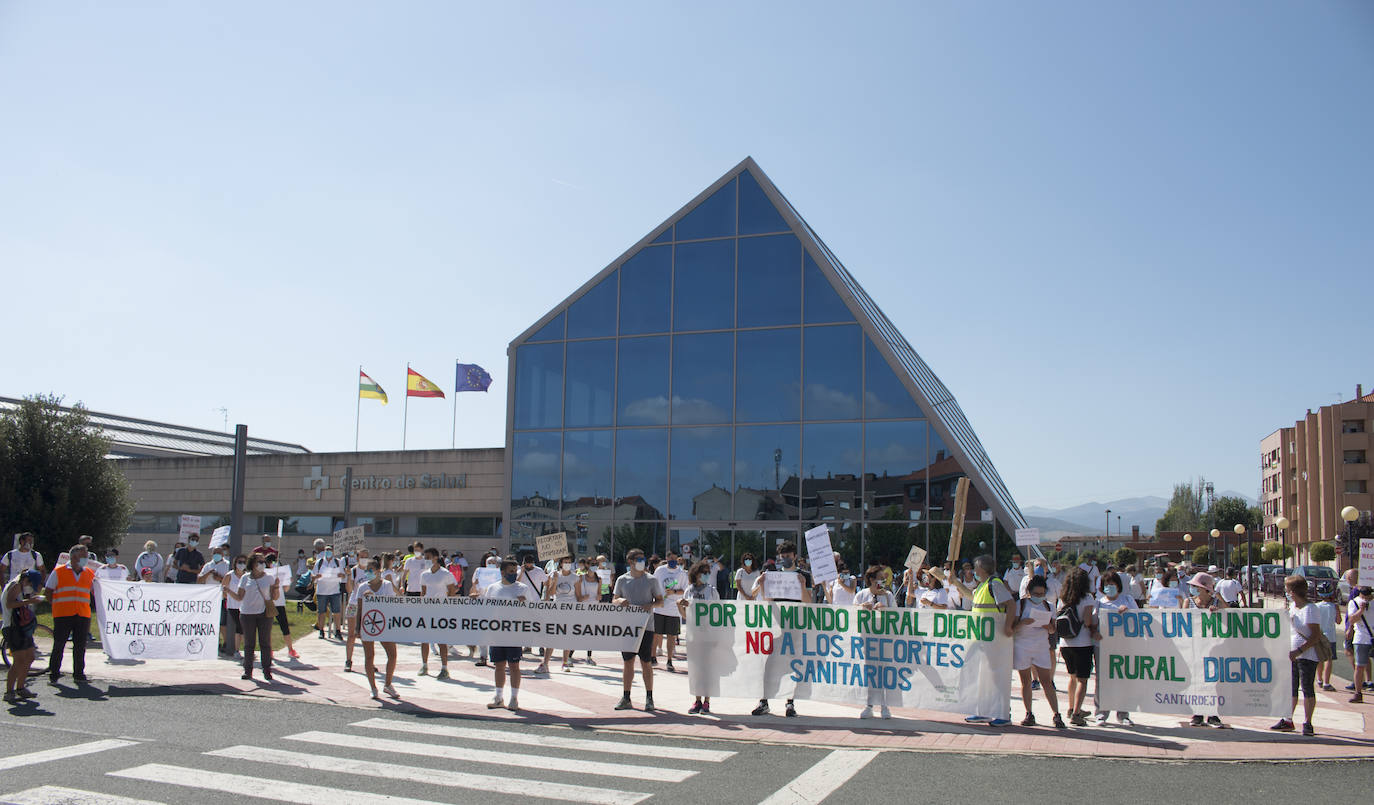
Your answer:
[2,678,1370,805]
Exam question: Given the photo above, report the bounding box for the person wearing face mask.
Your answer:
[679,559,719,714]
[1003,554,1027,597]
[95,549,127,581]
[313,544,345,641]
[293,549,308,578]
[44,544,96,684]
[226,554,280,682]
[132,540,162,583]
[575,558,601,666]
[749,542,812,717]
[485,558,540,711]
[1147,568,1185,608]
[918,569,950,609]
[251,533,278,560]
[735,553,761,601]
[351,558,399,698]
[1272,575,1323,735]
[3,569,45,703]
[1012,576,1064,728]
[418,548,458,679]
[651,552,688,672]
[946,562,978,611]
[853,566,896,718]
[595,555,614,603]
[1345,586,1372,701]
[937,555,1016,726]
[221,554,248,659]
[173,536,205,584]
[467,554,504,666]
[542,555,579,673]
[264,553,299,660]
[1091,570,1136,726]
[1183,571,1227,727]
[827,562,858,606]
[199,546,230,586]
[612,548,663,712]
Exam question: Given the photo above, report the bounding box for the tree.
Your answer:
[1156,478,1207,535]
[1309,541,1336,562]
[1229,542,1263,567]
[0,394,134,563]
[1111,547,1138,568]
[1261,542,1294,562]
[1192,545,1212,566]
[1205,496,1263,535]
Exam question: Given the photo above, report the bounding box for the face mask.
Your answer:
[744,559,753,569]
[1013,562,1022,569]
[364,570,376,581]
[72,558,86,570]
[667,560,678,569]
[324,551,333,560]
[264,540,272,547]
[212,554,222,563]
[503,571,518,583]
[1029,594,1046,604]
[634,560,646,572]
[1034,567,1045,577]
[599,562,608,569]
[188,540,199,548]
[780,557,795,570]
[105,555,117,565]
[561,562,572,572]
[1189,585,1201,596]
[1168,581,1179,589]
[1103,585,1118,598]
[236,562,247,571]
[487,560,499,568]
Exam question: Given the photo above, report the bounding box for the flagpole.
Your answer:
[403,362,410,451]
[354,365,362,452]
[451,359,459,449]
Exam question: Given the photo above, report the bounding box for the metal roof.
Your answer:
[0,397,310,459]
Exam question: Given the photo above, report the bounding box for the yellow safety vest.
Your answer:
[972,577,1006,613]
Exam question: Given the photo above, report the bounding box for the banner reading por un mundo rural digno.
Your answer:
[684,600,1014,720]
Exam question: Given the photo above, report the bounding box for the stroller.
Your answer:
[289,571,316,612]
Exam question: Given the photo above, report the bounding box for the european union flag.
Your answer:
[455,362,493,392]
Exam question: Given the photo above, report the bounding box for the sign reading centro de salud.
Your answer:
[302,465,467,499]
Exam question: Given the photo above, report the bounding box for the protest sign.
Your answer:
[904,545,928,573]
[1098,607,1291,717]
[209,525,231,550]
[536,531,570,561]
[804,524,838,584]
[1360,539,1374,587]
[762,571,803,600]
[93,579,220,661]
[1014,528,1040,548]
[597,568,614,594]
[684,600,1011,719]
[473,567,500,591]
[357,596,650,650]
[333,525,366,554]
[178,515,201,541]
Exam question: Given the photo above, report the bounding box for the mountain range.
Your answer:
[1022,491,1256,539]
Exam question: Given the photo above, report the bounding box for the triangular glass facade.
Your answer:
[507,158,1028,569]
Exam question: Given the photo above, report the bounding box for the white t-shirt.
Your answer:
[1096,592,1138,620]
[520,565,549,593]
[854,588,895,609]
[1290,603,1322,661]
[735,568,761,598]
[549,570,579,603]
[403,557,429,592]
[1348,598,1373,645]
[576,573,600,600]
[420,568,456,598]
[199,558,230,584]
[1148,586,1185,608]
[96,564,129,581]
[684,582,719,605]
[237,574,276,616]
[225,573,244,610]
[829,580,857,606]
[1003,566,1026,594]
[1014,597,1054,640]
[314,559,344,596]
[653,565,689,618]
[920,587,950,608]
[1214,578,1242,605]
[485,580,539,603]
[1060,597,1097,648]
[1124,573,1144,599]
[352,579,397,605]
[2,548,43,580]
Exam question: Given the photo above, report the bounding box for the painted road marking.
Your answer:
[353,717,737,762]
[0,786,166,805]
[757,749,879,805]
[207,745,650,805]
[0,740,140,773]
[107,765,452,805]
[281,730,697,781]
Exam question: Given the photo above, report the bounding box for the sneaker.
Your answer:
[1020,713,1036,727]
[475,659,488,667]
[345,661,352,672]
[1117,713,1134,727]
[1189,715,1206,727]
[241,672,252,680]
[1270,719,1295,732]
[785,701,797,718]
[689,701,703,715]
[318,629,325,639]
[371,689,381,700]
[615,695,633,710]
[880,706,891,720]
[988,718,1010,727]
[587,657,597,666]
[1094,712,1109,726]
[2,692,17,704]
[16,687,35,699]
[701,700,711,714]
[562,663,572,673]
[334,631,343,640]
[436,668,450,680]
[505,697,520,712]
[752,700,770,716]
[383,684,399,699]
[487,696,505,710]
[262,671,274,682]
[418,663,429,676]
[1302,722,1315,736]
[232,652,242,662]
[1053,714,1066,729]
[645,693,655,711]
[72,674,88,683]
[1206,716,1223,727]
[666,661,675,673]
[535,664,549,675]
[1030,679,1041,691]
[965,715,990,724]
[859,705,875,719]
[1070,712,1087,727]
[289,648,300,660]
[1345,683,1357,691]
[1348,694,1364,703]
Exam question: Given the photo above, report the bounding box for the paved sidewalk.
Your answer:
[57,632,1374,761]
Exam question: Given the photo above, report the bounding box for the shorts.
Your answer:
[274,607,291,635]
[1060,645,1094,679]
[1013,637,1052,671]
[1355,642,1372,667]
[2,625,35,652]
[490,646,522,664]
[653,613,681,636]
[225,608,242,635]
[622,629,654,662]
[1292,658,1317,698]
[317,593,342,614]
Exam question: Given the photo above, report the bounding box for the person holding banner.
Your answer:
[1346,586,1372,702]
[1092,570,1136,727]
[576,558,602,665]
[418,548,458,679]
[612,548,663,712]
[1012,575,1064,728]
[541,555,579,673]
[679,560,718,714]
[1147,568,1185,608]
[1272,575,1323,734]
[227,554,280,682]
[3,569,44,703]
[854,565,897,719]
[749,541,812,718]
[652,553,688,672]
[353,559,399,698]
[485,559,539,711]
[1184,572,1227,727]
[734,554,761,601]
[95,550,128,582]
[1057,567,1098,726]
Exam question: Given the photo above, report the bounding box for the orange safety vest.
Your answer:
[52,564,95,618]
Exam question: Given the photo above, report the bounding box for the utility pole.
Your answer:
[228,425,247,559]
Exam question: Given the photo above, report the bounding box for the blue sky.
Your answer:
[2,2,1370,509]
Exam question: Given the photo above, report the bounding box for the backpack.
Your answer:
[1056,599,1084,639]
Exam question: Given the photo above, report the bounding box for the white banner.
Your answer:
[357,596,650,650]
[684,601,1012,719]
[178,515,201,541]
[762,571,802,600]
[1098,607,1291,717]
[93,579,221,661]
[209,525,230,550]
[804,525,838,584]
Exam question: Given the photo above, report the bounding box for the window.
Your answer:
[804,252,854,324]
[736,327,800,422]
[617,336,670,425]
[865,337,925,418]
[804,324,861,420]
[670,427,732,520]
[513,342,563,429]
[733,424,799,520]
[527,312,564,342]
[672,332,733,424]
[739,170,788,235]
[619,246,671,335]
[737,234,801,327]
[1347,480,1369,494]
[354,517,394,536]
[566,274,617,339]
[511,431,562,513]
[564,339,615,427]
[673,239,734,331]
[258,516,334,535]
[562,429,613,506]
[1344,450,1367,465]
[1344,420,1366,434]
[676,178,736,241]
[417,517,497,537]
[615,428,668,519]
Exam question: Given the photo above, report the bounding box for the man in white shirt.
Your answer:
[1214,567,1246,608]
[313,545,345,640]
[1,532,44,585]
[1003,554,1026,596]
[651,553,689,672]
[1078,559,1101,593]
[417,548,459,679]
[484,559,539,711]
[95,549,129,581]
[402,542,430,598]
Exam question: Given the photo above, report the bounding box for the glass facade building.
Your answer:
[506,158,1028,569]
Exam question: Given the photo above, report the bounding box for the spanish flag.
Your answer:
[406,367,445,398]
[358,370,388,404]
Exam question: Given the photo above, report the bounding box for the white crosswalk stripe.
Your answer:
[352,716,737,762]
[281,729,699,781]
[206,745,650,805]
[756,749,878,805]
[0,740,140,772]
[108,764,456,805]
[0,786,166,805]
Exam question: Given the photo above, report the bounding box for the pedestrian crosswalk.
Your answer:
[0,718,744,805]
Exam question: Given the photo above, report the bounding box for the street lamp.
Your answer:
[1342,506,1360,573]
[1210,528,1221,566]
[1275,516,1290,575]
[1105,509,1111,541]
[1234,524,1247,600]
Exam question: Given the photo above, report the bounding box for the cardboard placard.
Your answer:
[904,545,928,573]
[804,524,838,584]
[332,525,367,554]
[762,571,803,600]
[178,515,202,541]
[1015,528,1041,548]
[536,531,570,561]
[209,525,231,550]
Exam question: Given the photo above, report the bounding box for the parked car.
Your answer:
[1243,563,1277,587]
[1261,566,1288,595]
[1293,565,1338,599]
